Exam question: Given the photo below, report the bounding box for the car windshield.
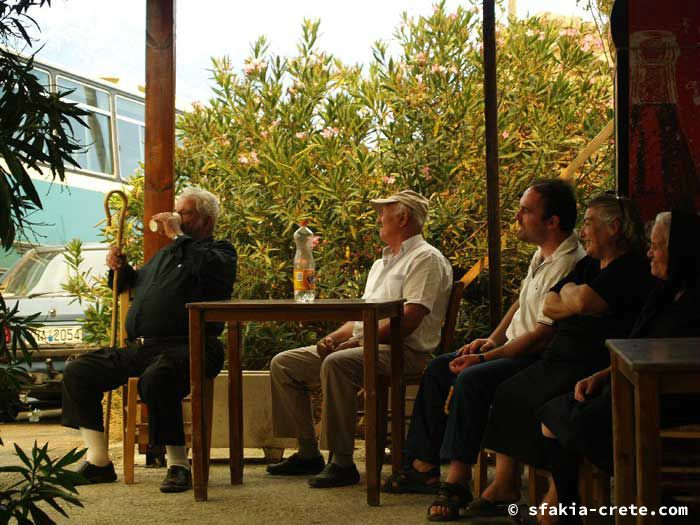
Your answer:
[1,249,106,297]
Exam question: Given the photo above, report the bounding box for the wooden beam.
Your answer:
[144,0,176,261]
[483,0,502,329]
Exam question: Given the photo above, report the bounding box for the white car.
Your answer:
[0,243,108,404]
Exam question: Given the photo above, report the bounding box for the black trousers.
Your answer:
[404,351,536,466]
[61,339,224,446]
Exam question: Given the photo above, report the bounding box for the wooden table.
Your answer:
[187,299,405,504]
[607,338,700,525]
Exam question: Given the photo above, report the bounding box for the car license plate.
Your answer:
[35,326,83,345]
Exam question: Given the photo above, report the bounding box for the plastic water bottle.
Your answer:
[293,221,316,302]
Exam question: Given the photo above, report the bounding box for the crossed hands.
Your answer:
[448,337,497,375]
[316,334,360,359]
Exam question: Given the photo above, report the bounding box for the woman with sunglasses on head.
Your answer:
[537,209,700,525]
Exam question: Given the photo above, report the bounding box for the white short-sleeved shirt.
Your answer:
[505,233,586,341]
[352,234,453,352]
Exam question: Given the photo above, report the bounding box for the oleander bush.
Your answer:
[74,1,615,369]
[173,1,614,367]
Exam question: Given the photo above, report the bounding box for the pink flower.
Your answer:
[382,175,396,185]
[260,130,269,139]
[501,130,510,139]
[416,74,424,84]
[310,235,321,249]
[321,127,339,139]
[421,165,431,176]
[238,155,249,164]
[295,131,307,140]
[249,151,259,164]
[416,52,427,64]
[538,32,546,41]
[270,119,280,128]
[243,58,265,76]
[525,29,535,37]
[559,27,579,38]
[431,63,441,73]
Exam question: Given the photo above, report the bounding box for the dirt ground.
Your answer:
[0,417,515,525]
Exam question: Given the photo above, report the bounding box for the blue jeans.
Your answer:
[404,351,536,465]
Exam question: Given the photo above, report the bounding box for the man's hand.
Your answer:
[335,336,361,351]
[448,354,482,375]
[151,212,184,240]
[317,335,338,360]
[574,372,606,402]
[455,338,496,356]
[106,245,126,271]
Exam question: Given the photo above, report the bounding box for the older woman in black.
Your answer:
[471,195,653,515]
[538,209,700,525]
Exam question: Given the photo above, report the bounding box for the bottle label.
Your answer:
[293,269,316,291]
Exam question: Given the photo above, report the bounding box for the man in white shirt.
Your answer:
[380,180,584,523]
[268,190,453,488]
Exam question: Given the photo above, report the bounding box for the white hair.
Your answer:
[179,187,220,226]
[393,202,425,230]
[653,211,672,248]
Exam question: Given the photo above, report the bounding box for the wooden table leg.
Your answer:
[635,373,661,525]
[611,355,635,525]
[189,309,207,501]
[390,310,404,477]
[228,321,244,484]
[363,309,380,506]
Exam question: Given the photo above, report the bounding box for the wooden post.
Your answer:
[144,0,176,261]
[483,0,503,328]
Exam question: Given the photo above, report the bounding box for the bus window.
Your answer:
[116,96,145,180]
[30,68,51,89]
[57,76,114,176]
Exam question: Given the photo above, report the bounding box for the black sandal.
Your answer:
[382,465,440,494]
[427,482,473,522]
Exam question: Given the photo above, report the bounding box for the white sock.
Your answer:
[80,428,110,467]
[166,446,190,469]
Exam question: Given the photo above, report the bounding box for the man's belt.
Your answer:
[129,336,190,347]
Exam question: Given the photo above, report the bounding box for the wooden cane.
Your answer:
[103,190,128,445]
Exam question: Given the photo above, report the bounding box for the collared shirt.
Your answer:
[505,233,585,341]
[112,235,237,339]
[352,234,453,352]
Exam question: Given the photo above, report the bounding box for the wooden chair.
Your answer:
[117,288,216,484]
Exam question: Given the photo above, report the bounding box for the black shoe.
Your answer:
[159,465,192,493]
[266,453,325,476]
[308,462,360,488]
[74,461,117,485]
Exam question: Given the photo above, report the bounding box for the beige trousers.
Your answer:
[270,344,429,457]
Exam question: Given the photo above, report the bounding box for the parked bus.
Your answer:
[0,55,148,273]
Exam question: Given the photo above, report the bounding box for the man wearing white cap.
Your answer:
[268,190,453,488]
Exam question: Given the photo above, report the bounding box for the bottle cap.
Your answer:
[299,220,308,227]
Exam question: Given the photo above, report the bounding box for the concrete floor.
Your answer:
[0,418,515,525]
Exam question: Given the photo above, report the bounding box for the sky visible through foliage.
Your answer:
[22,0,593,103]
